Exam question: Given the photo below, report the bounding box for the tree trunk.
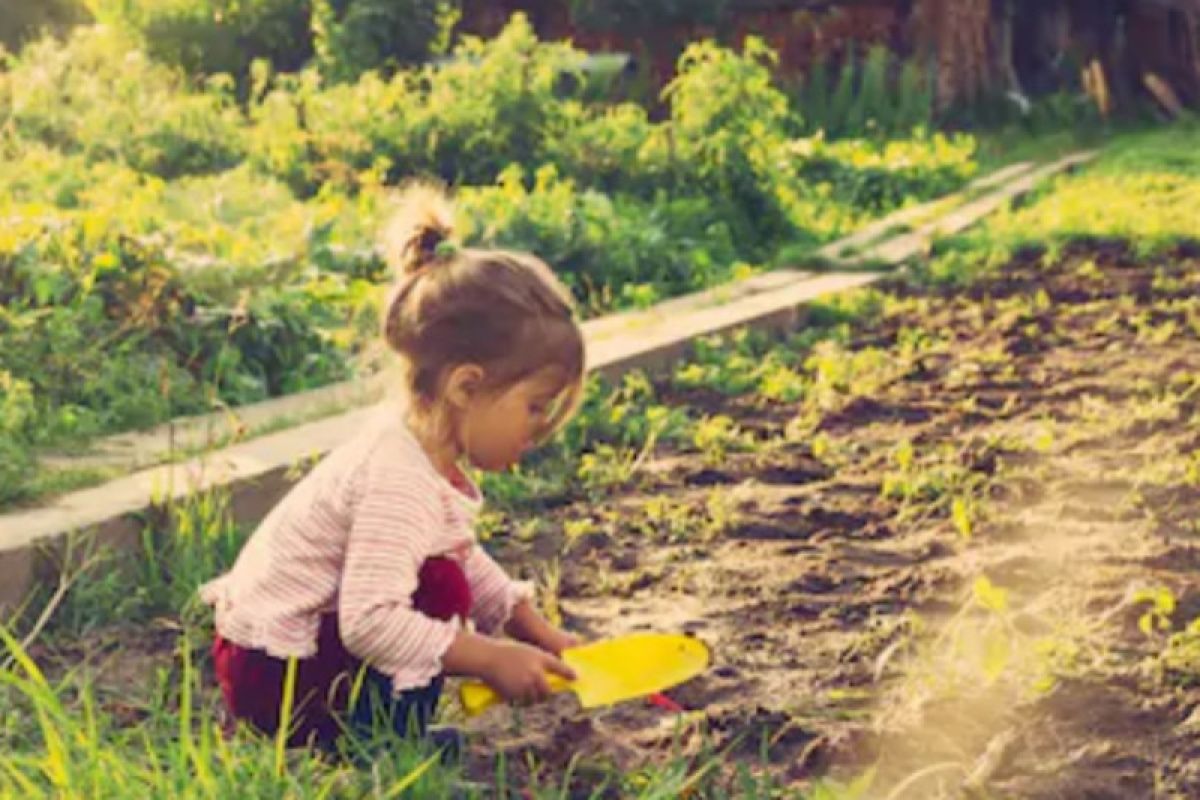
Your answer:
[912,0,995,110]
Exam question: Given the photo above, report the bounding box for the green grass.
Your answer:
[0,465,123,510]
[987,125,1200,247]
[973,127,1102,173]
[913,123,1200,286]
[0,624,867,798]
[0,625,463,799]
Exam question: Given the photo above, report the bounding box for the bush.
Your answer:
[541,103,668,196]
[87,0,312,83]
[244,15,582,192]
[663,37,798,257]
[1,28,246,178]
[312,0,459,83]
[412,15,579,184]
[0,17,985,500]
[0,204,358,447]
[87,0,459,85]
[458,164,738,314]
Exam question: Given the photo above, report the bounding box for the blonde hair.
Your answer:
[380,183,585,445]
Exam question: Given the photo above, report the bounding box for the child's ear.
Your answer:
[445,364,486,410]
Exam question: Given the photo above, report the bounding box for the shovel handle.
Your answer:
[459,674,572,717]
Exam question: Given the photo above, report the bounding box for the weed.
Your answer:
[636,491,739,543]
[880,440,989,529]
[691,415,755,466]
[1132,586,1178,638]
[1159,617,1200,688]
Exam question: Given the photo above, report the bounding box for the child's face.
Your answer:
[459,367,567,471]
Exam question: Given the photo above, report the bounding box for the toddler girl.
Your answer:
[200,185,584,757]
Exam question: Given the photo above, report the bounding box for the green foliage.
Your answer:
[2,28,246,178]
[33,489,246,636]
[663,37,796,254]
[1133,586,1177,638]
[86,0,313,83]
[691,415,753,466]
[801,58,831,134]
[412,16,580,184]
[795,46,935,139]
[880,438,990,526]
[674,328,803,399]
[1161,617,1200,688]
[0,162,368,502]
[920,124,1200,287]
[540,102,664,195]
[895,57,936,133]
[244,15,583,191]
[312,0,460,83]
[852,46,890,134]
[459,164,738,312]
[0,628,457,798]
[828,46,859,137]
[0,19,983,507]
[794,133,977,214]
[85,0,461,85]
[480,369,692,510]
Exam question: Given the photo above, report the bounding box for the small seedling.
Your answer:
[1132,586,1177,637]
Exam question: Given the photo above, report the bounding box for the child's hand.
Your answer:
[484,640,577,704]
[505,598,581,655]
[540,628,581,656]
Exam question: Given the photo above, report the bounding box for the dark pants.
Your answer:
[212,557,472,751]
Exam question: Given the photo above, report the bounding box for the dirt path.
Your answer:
[471,243,1200,797]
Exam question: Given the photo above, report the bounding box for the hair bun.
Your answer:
[383,183,457,276]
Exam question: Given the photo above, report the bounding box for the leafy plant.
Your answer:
[663,37,797,255]
[86,0,313,87]
[311,0,460,82]
[1132,586,1177,638]
[1160,617,1200,688]
[691,415,753,466]
[880,439,989,526]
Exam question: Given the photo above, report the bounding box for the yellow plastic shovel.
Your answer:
[459,632,709,716]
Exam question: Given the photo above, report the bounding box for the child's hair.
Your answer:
[380,184,585,444]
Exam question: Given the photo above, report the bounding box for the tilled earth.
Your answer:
[470,242,1200,798]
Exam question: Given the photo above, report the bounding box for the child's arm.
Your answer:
[505,598,579,655]
[342,455,574,703]
[342,496,574,701]
[463,546,578,654]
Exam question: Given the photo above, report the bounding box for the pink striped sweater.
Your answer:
[199,401,531,692]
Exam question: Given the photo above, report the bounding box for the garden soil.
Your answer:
[468,243,1200,797]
